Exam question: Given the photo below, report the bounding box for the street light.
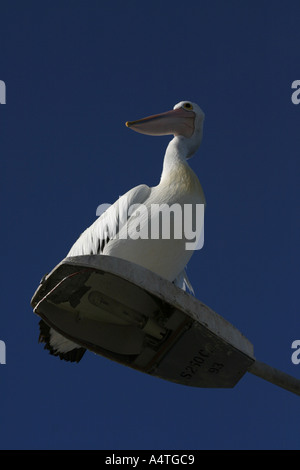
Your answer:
[31,255,300,396]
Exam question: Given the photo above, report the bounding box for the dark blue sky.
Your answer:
[1,0,299,450]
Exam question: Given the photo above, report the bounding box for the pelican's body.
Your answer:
[39,101,206,361]
[68,139,205,282]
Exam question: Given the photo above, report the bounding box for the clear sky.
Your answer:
[1,0,299,450]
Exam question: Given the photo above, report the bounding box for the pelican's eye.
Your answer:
[183,102,193,110]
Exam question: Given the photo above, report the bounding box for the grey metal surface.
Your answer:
[249,360,300,396]
[32,255,255,388]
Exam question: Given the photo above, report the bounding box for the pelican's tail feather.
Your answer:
[173,268,195,295]
[38,320,86,363]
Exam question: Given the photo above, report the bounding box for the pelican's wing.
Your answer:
[39,184,151,362]
[67,184,151,257]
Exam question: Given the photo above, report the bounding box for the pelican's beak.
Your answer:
[126,107,195,138]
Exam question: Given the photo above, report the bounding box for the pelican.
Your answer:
[39,100,206,361]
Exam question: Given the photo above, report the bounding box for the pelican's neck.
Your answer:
[158,135,204,200]
[160,136,191,182]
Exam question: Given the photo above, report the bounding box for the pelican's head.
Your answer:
[126,100,205,158]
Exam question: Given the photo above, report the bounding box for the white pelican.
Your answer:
[39,100,206,361]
